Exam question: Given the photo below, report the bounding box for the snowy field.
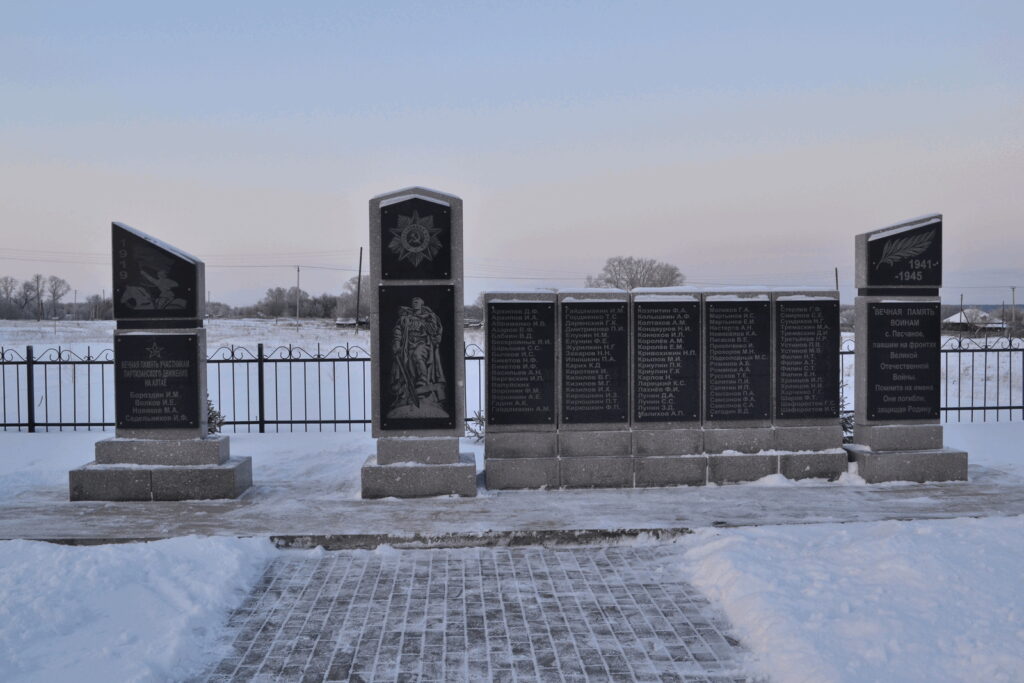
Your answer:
[0,422,1022,681]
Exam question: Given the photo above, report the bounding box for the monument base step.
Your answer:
[485,457,559,490]
[779,450,849,481]
[361,453,477,499]
[559,456,633,488]
[94,434,230,466]
[69,457,253,501]
[376,436,460,465]
[844,445,968,483]
[708,453,779,484]
[635,455,707,487]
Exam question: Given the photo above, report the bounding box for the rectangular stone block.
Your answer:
[559,456,633,488]
[708,454,779,484]
[558,430,632,458]
[69,464,152,501]
[773,425,843,452]
[485,458,559,490]
[635,455,707,487]
[703,428,773,454]
[361,452,477,499]
[377,436,460,465]
[846,445,968,483]
[779,451,848,481]
[632,429,703,456]
[485,431,557,459]
[94,434,230,466]
[853,424,943,451]
[150,457,253,500]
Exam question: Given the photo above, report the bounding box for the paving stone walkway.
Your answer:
[199,546,753,683]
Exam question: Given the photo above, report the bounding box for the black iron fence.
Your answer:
[1,338,1021,433]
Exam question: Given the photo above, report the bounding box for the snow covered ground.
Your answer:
[0,422,1021,681]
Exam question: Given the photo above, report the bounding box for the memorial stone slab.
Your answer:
[629,287,705,486]
[772,289,843,456]
[483,291,558,489]
[557,289,631,487]
[363,187,475,497]
[703,290,772,454]
[848,214,967,481]
[70,223,251,501]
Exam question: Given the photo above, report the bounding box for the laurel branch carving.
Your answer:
[875,229,935,270]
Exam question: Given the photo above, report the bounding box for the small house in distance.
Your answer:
[942,308,1007,334]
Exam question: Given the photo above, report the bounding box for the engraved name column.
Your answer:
[557,289,632,488]
[849,214,967,482]
[69,222,251,501]
[631,287,707,487]
[772,288,846,480]
[361,187,476,498]
[483,290,558,489]
[703,290,777,483]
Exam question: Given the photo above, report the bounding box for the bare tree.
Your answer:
[14,280,35,314]
[0,276,16,303]
[585,256,684,290]
[28,273,46,320]
[46,275,71,317]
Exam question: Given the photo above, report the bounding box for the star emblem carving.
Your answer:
[146,342,163,359]
[388,211,442,267]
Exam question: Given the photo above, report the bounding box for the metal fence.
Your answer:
[1,338,1021,433]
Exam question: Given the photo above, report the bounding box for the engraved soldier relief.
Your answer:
[388,297,450,419]
[388,210,442,266]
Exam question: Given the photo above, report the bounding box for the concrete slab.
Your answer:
[779,451,848,481]
[95,434,230,466]
[846,445,969,483]
[559,456,633,488]
[484,431,557,459]
[485,457,559,490]
[853,424,943,451]
[558,430,632,458]
[708,454,779,484]
[773,426,843,452]
[151,457,253,500]
[703,428,773,454]
[361,452,477,499]
[634,455,707,487]
[632,428,702,456]
[377,436,460,465]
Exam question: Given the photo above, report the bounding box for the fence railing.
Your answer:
[1,338,1021,433]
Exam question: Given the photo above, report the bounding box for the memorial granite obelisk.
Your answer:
[69,223,252,500]
[360,187,476,498]
[847,214,968,482]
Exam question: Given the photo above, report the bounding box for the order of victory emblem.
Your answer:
[388,211,442,267]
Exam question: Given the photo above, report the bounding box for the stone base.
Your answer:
[94,434,230,466]
[635,455,707,487]
[853,423,942,451]
[779,450,848,481]
[69,457,253,501]
[377,436,460,465]
[361,452,477,498]
[558,430,631,458]
[708,453,779,484]
[559,456,633,488]
[485,432,557,459]
[632,429,702,456]
[703,428,773,454]
[845,445,968,483]
[774,426,843,452]
[485,457,559,490]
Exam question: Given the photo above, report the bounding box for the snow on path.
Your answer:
[680,516,1024,683]
[0,536,280,683]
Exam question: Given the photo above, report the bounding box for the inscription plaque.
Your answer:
[633,300,700,422]
[705,300,770,421]
[561,301,628,424]
[115,333,200,429]
[112,223,199,320]
[867,219,942,288]
[866,302,940,420]
[380,197,452,280]
[378,285,457,430]
[775,299,840,419]
[487,302,555,425]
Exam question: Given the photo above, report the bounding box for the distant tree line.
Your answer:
[0,273,89,320]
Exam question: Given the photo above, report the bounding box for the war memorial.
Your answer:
[64,190,967,501]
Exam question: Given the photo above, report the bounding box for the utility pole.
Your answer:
[295,265,301,327]
[355,247,363,328]
[834,266,839,292]
[73,289,77,320]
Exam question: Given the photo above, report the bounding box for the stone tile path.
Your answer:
[199,546,753,682]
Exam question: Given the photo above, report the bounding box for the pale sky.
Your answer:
[1,1,1022,307]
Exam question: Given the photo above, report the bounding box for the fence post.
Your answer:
[257,343,266,433]
[25,345,35,433]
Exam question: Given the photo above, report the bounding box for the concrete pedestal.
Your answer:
[845,444,968,483]
[70,456,252,501]
[361,452,478,498]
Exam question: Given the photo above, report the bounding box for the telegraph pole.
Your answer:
[355,247,363,328]
[295,265,301,327]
